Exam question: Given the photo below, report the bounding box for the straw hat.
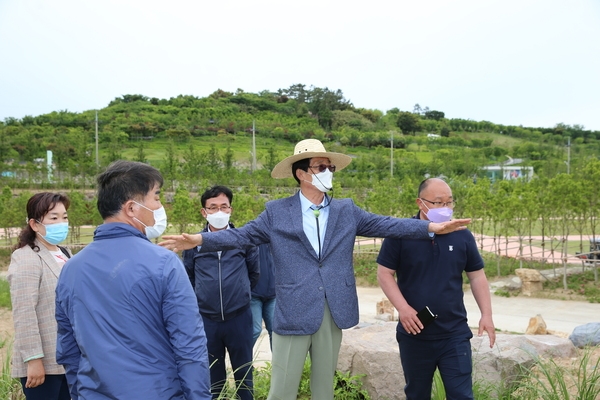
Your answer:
[271,139,352,179]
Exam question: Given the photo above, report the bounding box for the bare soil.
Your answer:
[0,308,12,336]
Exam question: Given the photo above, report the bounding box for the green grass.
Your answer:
[428,348,600,399]
[253,358,370,399]
[0,280,10,310]
[456,131,523,148]
[121,134,268,165]
[0,339,24,400]
[514,348,600,399]
[431,368,446,400]
[353,253,379,286]
[543,270,600,303]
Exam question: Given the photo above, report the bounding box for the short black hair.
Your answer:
[201,185,233,207]
[291,158,310,185]
[96,160,163,219]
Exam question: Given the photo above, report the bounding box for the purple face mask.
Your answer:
[423,204,454,223]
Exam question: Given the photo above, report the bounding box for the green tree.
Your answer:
[204,144,221,171]
[0,189,32,246]
[135,141,147,163]
[161,141,180,192]
[166,126,191,142]
[182,144,205,190]
[103,130,128,163]
[548,174,578,288]
[424,110,445,120]
[0,186,16,243]
[170,186,197,233]
[66,191,88,243]
[231,184,266,226]
[262,146,279,173]
[396,112,421,135]
[224,144,234,170]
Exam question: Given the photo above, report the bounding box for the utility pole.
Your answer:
[95,111,99,167]
[567,137,571,174]
[251,120,257,172]
[390,131,394,177]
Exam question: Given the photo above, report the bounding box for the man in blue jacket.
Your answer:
[182,185,259,400]
[251,243,276,349]
[161,139,472,400]
[55,160,211,400]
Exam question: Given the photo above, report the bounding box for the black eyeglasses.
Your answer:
[309,164,336,173]
[420,198,455,208]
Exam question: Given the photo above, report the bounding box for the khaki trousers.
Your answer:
[267,301,342,400]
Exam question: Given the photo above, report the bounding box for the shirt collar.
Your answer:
[299,191,327,212]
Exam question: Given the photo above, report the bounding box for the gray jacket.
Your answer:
[201,192,431,335]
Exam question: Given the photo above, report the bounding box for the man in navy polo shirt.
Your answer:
[377,178,496,400]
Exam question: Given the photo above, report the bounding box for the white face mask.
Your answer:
[133,202,168,239]
[206,211,230,230]
[311,169,333,192]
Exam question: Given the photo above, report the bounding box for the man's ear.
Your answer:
[295,168,306,182]
[124,200,137,217]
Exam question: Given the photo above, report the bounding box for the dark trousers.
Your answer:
[20,374,70,400]
[397,332,473,400]
[203,307,254,400]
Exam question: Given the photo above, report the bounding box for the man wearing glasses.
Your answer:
[182,185,259,400]
[161,140,473,400]
[377,178,496,400]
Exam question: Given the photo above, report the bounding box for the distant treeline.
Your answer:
[0,84,598,188]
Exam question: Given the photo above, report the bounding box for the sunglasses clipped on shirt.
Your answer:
[309,164,336,173]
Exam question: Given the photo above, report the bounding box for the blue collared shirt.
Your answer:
[299,191,329,257]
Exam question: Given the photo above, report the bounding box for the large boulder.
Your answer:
[569,322,600,347]
[339,323,577,400]
[337,323,402,400]
[515,268,543,296]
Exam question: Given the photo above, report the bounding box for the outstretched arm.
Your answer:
[427,218,472,235]
[466,269,495,348]
[159,233,203,252]
[377,265,425,335]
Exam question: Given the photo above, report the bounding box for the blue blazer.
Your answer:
[201,192,430,335]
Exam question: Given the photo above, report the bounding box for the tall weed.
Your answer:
[0,279,11,309]
[513,348,600,400]
[0,339,24,400]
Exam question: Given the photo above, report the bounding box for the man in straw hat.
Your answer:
[160,139,471,400]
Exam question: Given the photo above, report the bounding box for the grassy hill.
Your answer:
[0,85,598,190]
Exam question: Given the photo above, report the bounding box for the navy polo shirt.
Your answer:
[377,214,484,340]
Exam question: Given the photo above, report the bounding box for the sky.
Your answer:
[1,0,599,131]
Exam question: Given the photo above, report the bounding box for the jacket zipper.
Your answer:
[218,252,224,320]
